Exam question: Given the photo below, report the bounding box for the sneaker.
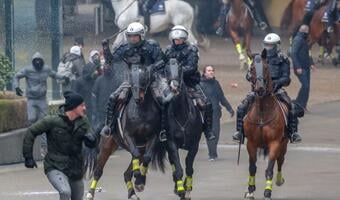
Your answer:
[206,132,216,141]
[216,27,224,36]
[208,157,216,162]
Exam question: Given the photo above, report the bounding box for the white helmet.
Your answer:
[169,25,189,41]
[70,46,81,56]
[263,33,281,53]
[125,22,145,39]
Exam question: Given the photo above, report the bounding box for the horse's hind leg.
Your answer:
[86,136,118,200]
[184,144,199,200]
[245,142,257,200]
[124,161,140,200]
[276,141,288,187]
[243,30,253,69]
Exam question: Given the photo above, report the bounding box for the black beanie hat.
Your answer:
[63,91,84,112]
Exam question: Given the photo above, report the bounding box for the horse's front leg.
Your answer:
[134,135,157,192]
[184,143,199,200]
[228,23,247,69]
[244,142,257,200]
[275,140,288,187]
[124,133,142,179]
[86,135,118,200]
[243,30,253,68]
[166,140,184,198]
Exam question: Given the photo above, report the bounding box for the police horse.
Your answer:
[110,0,209,48]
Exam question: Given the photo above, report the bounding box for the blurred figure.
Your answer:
[73,50,102,125]
[291,25,314,111]
[92,63,120,128]
[57,46,85,92]
[14,52,65,156]
[74,36,86,65]
[216,0,271,36]
[200,65,234,161]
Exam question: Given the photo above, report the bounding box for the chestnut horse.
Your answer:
[227,0,254,70]
[243,50,289,200]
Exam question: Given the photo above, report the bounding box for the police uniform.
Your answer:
[165,42,215,140]
[103,39,165,132]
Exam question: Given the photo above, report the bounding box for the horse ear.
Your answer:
[261,48,267,59]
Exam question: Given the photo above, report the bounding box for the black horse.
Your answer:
[158,59,204,200]
[86,62,168,200]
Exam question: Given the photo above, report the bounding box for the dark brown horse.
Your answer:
[227,0,254,70]
[243,50,289,200]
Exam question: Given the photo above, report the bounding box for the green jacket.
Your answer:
[23,109,92,180]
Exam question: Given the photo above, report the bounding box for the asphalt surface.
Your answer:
[0,101,339,200]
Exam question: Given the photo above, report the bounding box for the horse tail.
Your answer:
[280,0,294,31]
[83,124,102,180]
[151,138,167,173]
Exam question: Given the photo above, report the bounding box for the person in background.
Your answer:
[23,91,97,200]
[14,52,65,157]
[73,50,102,125]
[200,65,235,161]
[291,24,315,112]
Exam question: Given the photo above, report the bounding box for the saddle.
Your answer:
[138,0,166,16]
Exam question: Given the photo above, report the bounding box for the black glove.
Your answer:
[83,134,97,148]
[100,125,111,137]
[102,39,110,50]
[272,82,281,92]
[15,87,23,96]
[24,157,37,168]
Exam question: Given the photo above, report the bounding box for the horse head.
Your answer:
[250,49,273,97]
[166,58,183,96]
[129,63,151,105]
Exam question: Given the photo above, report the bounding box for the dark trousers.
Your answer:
[206,112,221,159]
[295,69,311,109]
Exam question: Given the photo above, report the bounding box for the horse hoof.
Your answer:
[185,191,191,200]
[244,192,255,200]
[275,177,285,186]
[129,194,140,200]
[135,184,145,192]
[85,192,94,200]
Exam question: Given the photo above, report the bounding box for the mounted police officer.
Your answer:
[233,33,302,144]
[140,0,158,28]
[216,0,271,36]
[101,22,166,139]
[164,25,216,141]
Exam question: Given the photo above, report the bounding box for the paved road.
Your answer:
[1,101,339,200]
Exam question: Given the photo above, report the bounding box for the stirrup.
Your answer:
[290,133,302,144]
[216,27,224,36]
[159,130,167,142]
[327,26,334,33]
[259,22,268,31]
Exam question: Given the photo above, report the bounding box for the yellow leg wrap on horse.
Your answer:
[265,179,273,190]
[177,180,185,192]
[247,56,252,66]
[236,43,243,54]
[185,176,193,189]
[171,164,176,173]
[248,176,256,186]
[132,159,140,171]
[140,165,148,176]
[90,180,98,189]
[126,181,133,190]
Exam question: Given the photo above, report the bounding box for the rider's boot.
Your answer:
[288,103,302,144]
[233,108,245,143]
[204,103,216,141]
[159,105,168,142]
